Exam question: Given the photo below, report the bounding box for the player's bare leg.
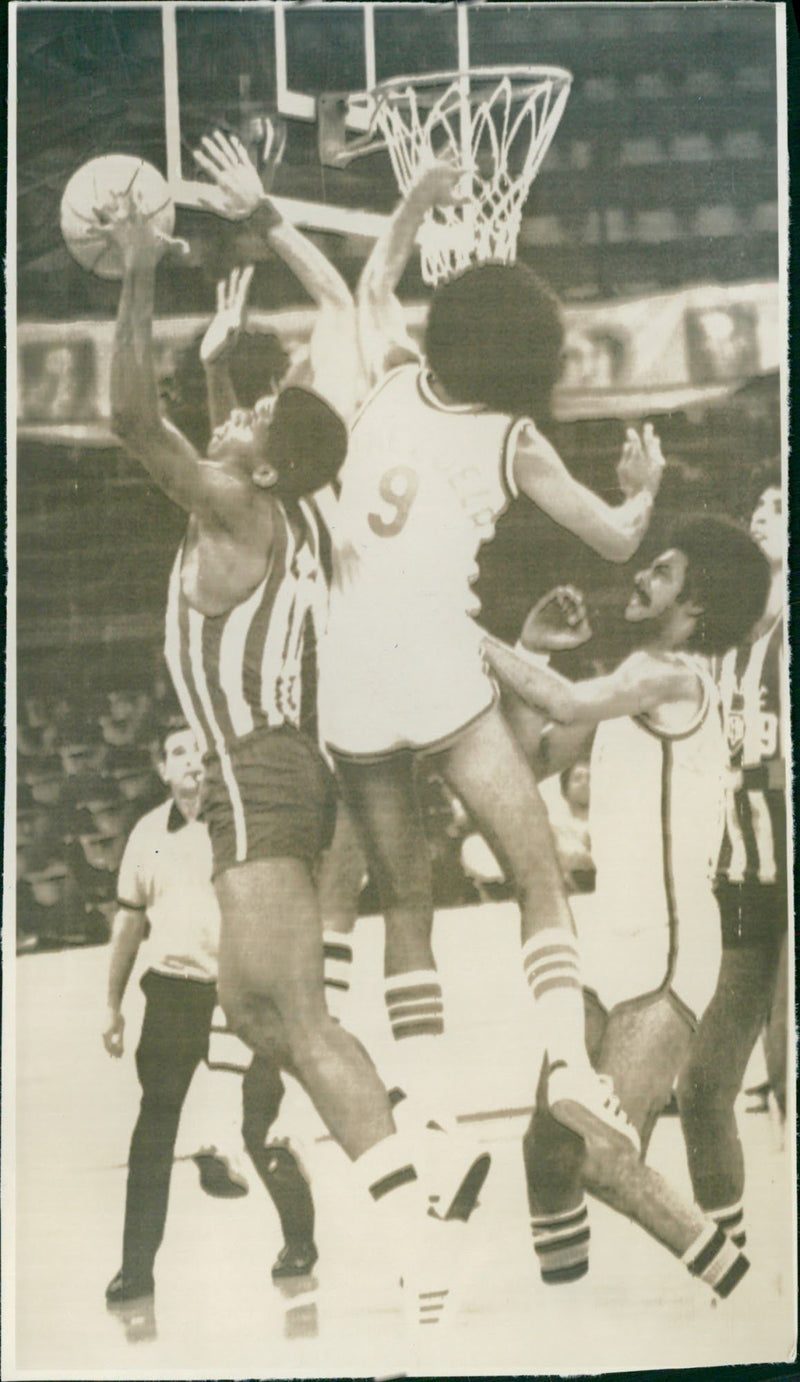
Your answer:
[430,702,632,1144]
[523,993,750,1298]
[592,994,693,1156]
[216,857,395,1157]
[332,753,448,1104]
[318,800,368,1022]
[677,939,782,1247]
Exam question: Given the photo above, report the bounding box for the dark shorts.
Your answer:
[715,878,788,949]
[204,725,337,878]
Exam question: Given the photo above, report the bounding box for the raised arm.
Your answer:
[511,422,664,564]
[485,636,696,726]
[194,129,357,417]
[108,209,212,512]
[200,265,254,432]
[356,161,466,386]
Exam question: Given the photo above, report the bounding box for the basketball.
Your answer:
[60,155,175,280]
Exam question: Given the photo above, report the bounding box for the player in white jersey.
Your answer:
[678,471,789,1249]
[318,161,664,1137]
[485,515,769,1298]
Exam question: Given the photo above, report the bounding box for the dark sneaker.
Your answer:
[271,1241,319,1280]
[105,1268,154,1307]
[192,1151,249,1198]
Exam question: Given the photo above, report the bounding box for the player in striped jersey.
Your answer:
[678,472,788,1248]
[485,515,769,1300]
[103,131,489,1298]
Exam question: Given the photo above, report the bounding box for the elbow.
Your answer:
[599,530,639,564]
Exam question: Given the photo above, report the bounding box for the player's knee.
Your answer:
[219,981,285,1056]
[281,1004,339,1072]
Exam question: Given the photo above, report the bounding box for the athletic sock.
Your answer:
[521,930,587,1068]
[530,1199,591,1285]
[710,1200,747,1248]
[384,969,445,1042]
[354,1133,452,1329]
[383,970,450,1126]
[354,1132,421,1210]
[682,1221,750,1297]
[322,931,354,1024]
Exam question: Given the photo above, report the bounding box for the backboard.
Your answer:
[162,3,551,241]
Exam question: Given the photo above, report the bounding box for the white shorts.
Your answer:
[571,881,723,1026]
[318,613,495,759]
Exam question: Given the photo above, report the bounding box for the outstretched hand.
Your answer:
[519,586,592,653]
[94,189,188,267]
[617,423,665,500]
[193,128,276,221]
[200,265,255,366]
[412,157,473,209]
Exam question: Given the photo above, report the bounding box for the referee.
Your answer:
[102,720,317,1307]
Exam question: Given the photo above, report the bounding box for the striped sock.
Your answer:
[682,1221,750,1297]
[710,1200,747,1248]
[355,1132,421,1209]
[384,970,444,1042]
[531,1200,591,1285]
[521,930,587,1067]
[355,1134,452,1328]
[322,931,353,1023]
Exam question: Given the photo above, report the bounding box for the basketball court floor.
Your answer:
[9,900,795,1379]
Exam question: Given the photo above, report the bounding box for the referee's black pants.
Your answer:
[122,970,217,1285]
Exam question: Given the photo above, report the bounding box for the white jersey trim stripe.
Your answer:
[217,576,268,740]
[164,554,208,753]
[503,417,527,500]
[259,518,298,725]
[188,610,247,860]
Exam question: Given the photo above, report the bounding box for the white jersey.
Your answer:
[581,655,725,1021]
[318,363,524,756]
[326,362,522,637]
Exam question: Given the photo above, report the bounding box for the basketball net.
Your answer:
[370,67,572,286]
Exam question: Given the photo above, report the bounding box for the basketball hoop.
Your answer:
[370,67,572,285]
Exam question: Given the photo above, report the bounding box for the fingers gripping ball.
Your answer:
[60,155,175,279]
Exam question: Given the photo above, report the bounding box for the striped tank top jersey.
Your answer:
[715,617,786,887]
[164,498,329,759]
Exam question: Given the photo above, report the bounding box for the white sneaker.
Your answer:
[547,1061,641,1155]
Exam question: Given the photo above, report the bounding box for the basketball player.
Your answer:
[677,472,788,1248]
[484,514,768,1298]
[103,723,317,1306]
[318,159,664,1135]
[101,131,489,1326]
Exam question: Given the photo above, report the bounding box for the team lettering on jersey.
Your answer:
[329,364,518,623]
[716,618,785,887]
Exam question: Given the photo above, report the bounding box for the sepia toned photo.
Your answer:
[4,3,796,1378]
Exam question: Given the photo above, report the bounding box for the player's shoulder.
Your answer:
[619,648,700,694]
